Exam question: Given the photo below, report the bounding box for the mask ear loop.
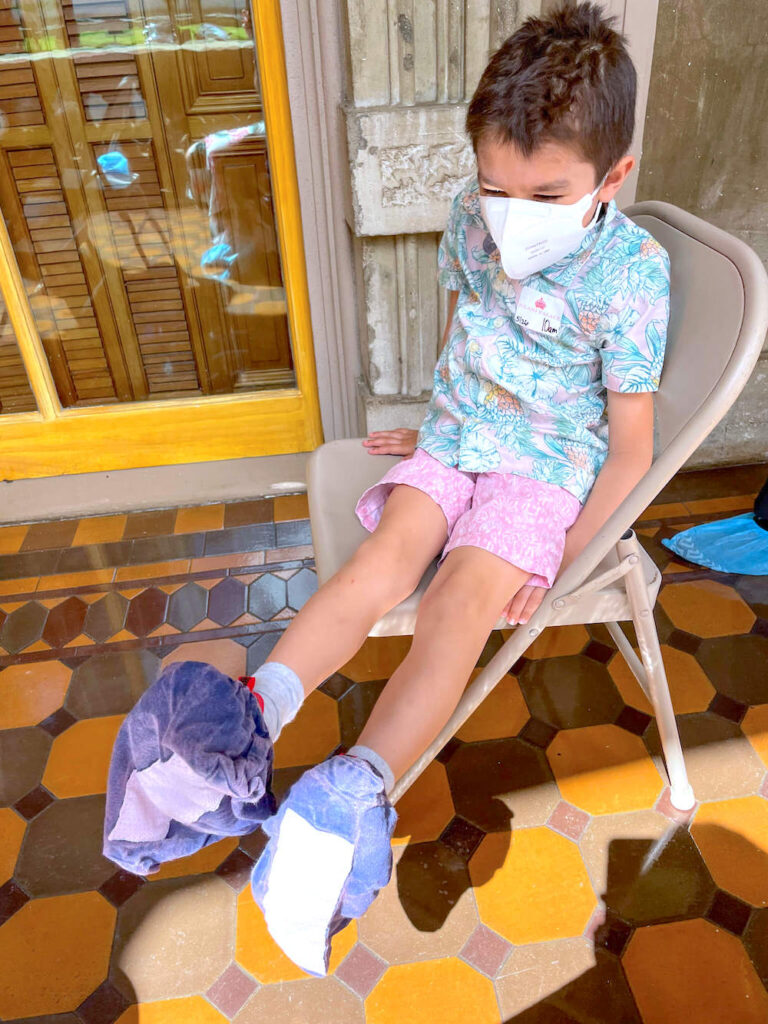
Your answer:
[587,173,610,227]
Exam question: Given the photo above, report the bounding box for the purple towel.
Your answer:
[103,660,275,876]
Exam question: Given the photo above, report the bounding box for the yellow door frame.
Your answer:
[0,0,323,481]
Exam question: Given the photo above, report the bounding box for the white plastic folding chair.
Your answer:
[307,201,768,812]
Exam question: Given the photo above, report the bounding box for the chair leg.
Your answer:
[389,622,541,804]
[617,532,696,811]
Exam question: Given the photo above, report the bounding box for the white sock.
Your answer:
[347,744,395,796]
[246,661,304,741]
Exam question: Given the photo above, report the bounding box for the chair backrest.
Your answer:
[551,201,768,600]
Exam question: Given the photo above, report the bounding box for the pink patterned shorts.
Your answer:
[355,448,582,588]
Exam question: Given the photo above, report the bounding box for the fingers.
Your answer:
[362,429,418,456]
[505,585,546,625]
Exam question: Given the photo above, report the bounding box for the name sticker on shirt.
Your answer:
[514,286,565,337]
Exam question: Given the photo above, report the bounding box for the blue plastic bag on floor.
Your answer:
[662,513,768,575]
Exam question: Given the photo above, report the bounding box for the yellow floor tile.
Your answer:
[742,705,768,768]
[547,724,664,815]
[624,919,768,1024]
[273,493,309,522]
[37,569,115,592]
[115,561,191,582]
[638,501,689,521]
[0,808,26,885]
[0,577,39,597]
[684,494,756,515]
[174,504,225,535]
[116,997,228,1024]
[0,661,72,729]
[608,645,715,715]
[456,670,530,742]
[525,624,589,659]
[0,524,28,555]
[470,828,595,945]
[150,837,239,881]
[43,715,125,798]
[366,958,499,1024]
[189,552,266,573]
[273,690,340,769]
[393,761,454,844]
[235,887,356,983]
[72,514,127,547]
[692,797,768,906]
[341,635,412,683]
[0,891,115,1018]
[658,579,755,638]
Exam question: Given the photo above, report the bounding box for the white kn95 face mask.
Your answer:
[479,181,604,279]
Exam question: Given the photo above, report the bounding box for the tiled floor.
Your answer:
[1,465,768,1023]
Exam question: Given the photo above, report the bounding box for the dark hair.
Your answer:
[466,2,636,181]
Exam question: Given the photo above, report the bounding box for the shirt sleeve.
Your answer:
[437,186,467,292]
[599,246,671,393]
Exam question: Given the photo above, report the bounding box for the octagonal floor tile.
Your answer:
[0,806,26,884]
[455,670,530,743]
[518,656,624,730]
[272,690,340,769]
[446,737,558,832]
[357,843,479,964]
[691,797,768,906]
[161,639,247,681]
[525,624,590,659]
[112,875,236,1001]
[0,891,115,1019]
[742,704,768,768]
[393,761,454,844]
[150,837,240,881]
[340,636,413,683]
[608,645,715,715]
[65,650,160,718]
[0,725,52,805]
[43,714,124,798]
[235,886,356,982]
[695,634,768,706]
[578,808,672,895]
[495,936,594,1019]
[547,724,664,816]
[0,660,72,729]
[15,794,114,897]
[470,828,595,945]
[234,977,363,1024]
[658,579,755,638]
[623,918,768,1024]
[366,957,498,1024]
[116,996,228,1024]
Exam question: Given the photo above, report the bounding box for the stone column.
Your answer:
[341,0,659,433]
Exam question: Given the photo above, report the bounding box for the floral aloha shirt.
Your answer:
[416,176,671,503]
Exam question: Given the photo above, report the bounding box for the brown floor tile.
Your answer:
[0,524,28,555]
[0,726,52,805]
[223,499,274,529]
[495,936,595,1019]
[72,515,128,547]
[656,462,766,503]
[161,639,247,681]
[190,551,266,573]
[175,504,225,535]
[744,908,768,986]
[446,737,558,832]
[696,634,768,706]
[65,649,160,718]
[125,587,168,637]
[579,809,672,895]
[334,944,387,998]
[1,601,48,654]
[234,977,364,1024]
[15,794,114,897]
[206,962,258,1018]
[112,875,236,1001]
[21,518,78,551]
[518,655,624,730]
[123,509,177,539]
[42,596,88,648]
[692,797,768,906]
[623,918,768,1024]
[150,837,239,883]
[459,923,510,977]
[393,761,455,845]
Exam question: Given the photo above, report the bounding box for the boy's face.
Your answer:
[476,136,631,227]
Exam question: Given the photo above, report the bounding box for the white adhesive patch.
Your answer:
[262,808,355,976]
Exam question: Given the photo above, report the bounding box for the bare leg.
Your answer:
[266,485,448,696]
[356,546,530,780]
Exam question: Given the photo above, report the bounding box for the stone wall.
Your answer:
[636,0,768,468]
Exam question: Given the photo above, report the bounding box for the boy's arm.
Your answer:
[363,290,459,456]
[506,389,654,623]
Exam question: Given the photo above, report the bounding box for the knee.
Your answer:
[416,566,494,630]
[343,533,427,605]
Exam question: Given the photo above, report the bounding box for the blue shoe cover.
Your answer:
[662,514,768,575]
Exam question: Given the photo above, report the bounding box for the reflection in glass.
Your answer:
[0,0,294,408]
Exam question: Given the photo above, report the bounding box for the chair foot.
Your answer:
[670,783,696,812]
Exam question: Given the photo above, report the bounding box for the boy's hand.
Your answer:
[362,429,419,457]
[503,583,546,625]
